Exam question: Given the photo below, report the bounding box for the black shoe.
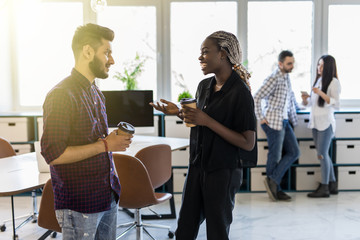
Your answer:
[277,191,291,201]
[307,184,330,198]
[264,177,278,201]
[329,181,338,195]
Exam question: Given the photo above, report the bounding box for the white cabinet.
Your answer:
[294,114,312,138]
[296,167,321,191]
[165,116,190,138]
[298,141,318,164]
[173,168,187,193]
[336,140,360,164]
[250,168,267,191]
[0,117,32,142]
[335,114,360,138]
[338,167,360,190]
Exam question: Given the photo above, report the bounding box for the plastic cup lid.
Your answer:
[180,98,197,104]
[117,121,135,134]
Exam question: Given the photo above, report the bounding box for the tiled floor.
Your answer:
[1,192,360,240]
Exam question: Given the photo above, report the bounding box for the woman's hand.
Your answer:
[312,87,322,95]
[182,105,211,126]
[149,99,179,115]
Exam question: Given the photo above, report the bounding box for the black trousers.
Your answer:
[175,165,243,240]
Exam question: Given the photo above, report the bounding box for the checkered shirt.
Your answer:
[254,67,298,130]
[41,68,121,213]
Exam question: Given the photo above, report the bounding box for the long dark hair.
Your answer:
[313,55,338,107]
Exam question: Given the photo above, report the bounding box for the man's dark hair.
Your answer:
[278,50,293,62]
[72,23,114,58]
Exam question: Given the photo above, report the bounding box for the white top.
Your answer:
[282,80,290,120]
[306,77,341,131]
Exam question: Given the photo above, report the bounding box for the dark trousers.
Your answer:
[175,165,243,240]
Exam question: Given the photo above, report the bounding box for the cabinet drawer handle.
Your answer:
[179,148,187,151]
[347,145,355,149]
[8,122,16,126]
[15,149,19,153]
[304,119,309,123]
[261,172,266,176]
[349,171,356,175]
[176,121,183,124]
[345,119,353,122]
[307,171,315,175]
[310,145,316,149]
[264,146,269,150]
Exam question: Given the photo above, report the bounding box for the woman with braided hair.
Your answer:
[150,31,256,239]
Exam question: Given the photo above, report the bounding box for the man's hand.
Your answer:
[260,119,269,125]
[105,130,133,152]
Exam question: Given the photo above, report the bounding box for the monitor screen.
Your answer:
[102,90,154,128]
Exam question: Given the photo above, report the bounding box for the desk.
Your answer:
[119,135,189,155]
[0,152,50,240]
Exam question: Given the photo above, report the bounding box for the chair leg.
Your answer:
[117,221,135,228]
[135,209,143,240]
[117,208,174,240]
[142,223,171,230]
[143,227,156,240]
[116,223,136,239]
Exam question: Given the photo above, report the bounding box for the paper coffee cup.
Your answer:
[180,98,197,127]
[117,122,135,135]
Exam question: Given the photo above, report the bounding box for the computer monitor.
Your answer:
[102,90,155,134]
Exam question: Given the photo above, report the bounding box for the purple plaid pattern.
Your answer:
[41,68,120,213]
[254,67,298,130]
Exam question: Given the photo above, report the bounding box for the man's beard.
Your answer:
[89,56,108,79]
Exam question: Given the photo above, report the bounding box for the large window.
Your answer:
[248,1,313,102]
[15,1,83,107]
[328,4,360,101]
[97,5,158,99]
[170,1,237,102]
[5,0,360,110]
[0,1,11,111]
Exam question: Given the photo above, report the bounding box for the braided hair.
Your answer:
[207,31,251,90]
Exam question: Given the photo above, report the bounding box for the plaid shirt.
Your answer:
[254,67,298,130]
[41,68,121,213]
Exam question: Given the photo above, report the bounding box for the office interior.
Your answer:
[1,0,360,239]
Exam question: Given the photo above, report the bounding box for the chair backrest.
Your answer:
[135,144,172,189]
[113,154,158,209]
[0,137,16,158]
[38,179,62,233]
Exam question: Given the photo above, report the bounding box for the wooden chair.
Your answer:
[113,144,174,240]
[37,179,61,239]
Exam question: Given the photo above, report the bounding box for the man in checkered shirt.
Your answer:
[254,50,300,202]
[41,24,132,239]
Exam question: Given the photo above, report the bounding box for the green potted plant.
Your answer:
[177,90,193,102]
[113,53,147,90]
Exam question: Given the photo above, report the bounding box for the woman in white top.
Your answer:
[301,55,341,198]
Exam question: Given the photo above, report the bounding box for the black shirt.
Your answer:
[189,70,257,171]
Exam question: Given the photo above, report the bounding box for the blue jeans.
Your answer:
[261,120,300,189]
[312,125,336,184]
[55,193,118,240]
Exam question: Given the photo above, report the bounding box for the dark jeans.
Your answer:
[175,165,243,240]
[261,120,300,189]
